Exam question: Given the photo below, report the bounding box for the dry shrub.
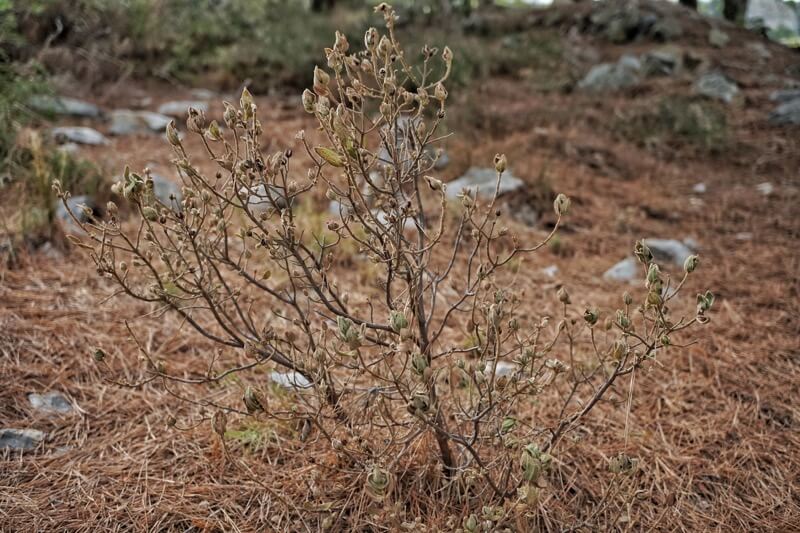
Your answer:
[55,4,713,529]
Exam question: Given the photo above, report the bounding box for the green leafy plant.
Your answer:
[59,3,713,526]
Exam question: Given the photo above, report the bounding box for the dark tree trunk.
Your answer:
[310,0,335,12]
[723,0,747,22]
[679,0,698,9]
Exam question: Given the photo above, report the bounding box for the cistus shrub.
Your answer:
[57,3,713,527]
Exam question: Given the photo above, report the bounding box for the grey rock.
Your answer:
[746,41,772,60]
[445,167,525,200]
[56,195,96,229]
[189,88,216,100]
[694,73,739,104]
[603,257,639,281]
[683,237,701,252]
[240,184,287,213]
[110,110,172,135]
[641,49,680,77]
[692,182,707,194]
[650,17,683,41]
[578,55,641,92]
[756,182,775,195]
[769,89,800,103]
[269,371,312,389]
[151,174,183,205]
[769,98,800,125]
[708,28,730,48]
[57,143,81,155]
[157,100,210,118]
[541,265,559,278]
[28,392,73,414]
[51,126,109,146]
[644,238,694,266]
[29,95,101,118]
[0,428,45,451]
[735,232,753,240]
[491,361,516,378]
[746,0,800,34]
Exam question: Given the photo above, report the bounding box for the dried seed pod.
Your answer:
[212,410,227,437]
[243,386,266,414]
[494,153,507,174]
[365,464,392,501]
[553,193,571,217]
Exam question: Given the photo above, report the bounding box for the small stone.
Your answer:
[692,182,707,194]
[189,88,216,100]
[694,73,740,104]
[491,361,516,378]
[57,143,81,155]
[643,238,694,266]
[269,371,312,389]
[769,90,800,103]
[29,95,101,118]
[768,98,800,125]
[110,110,172,135]
[445,167,525,199]
[157,100,210,118]
[735,232,753,240]
[708,28,730,48]
[603,257,639,282]
[51,127,109,146]
[756,182,774,195]
[241,184,288,212]
[541,265,559,278]
[641,48,680,77]
[28,391,73,414]
[0,428,45,451]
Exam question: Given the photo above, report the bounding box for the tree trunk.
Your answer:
[310,0,335,12]
[679,0,698,9]
[723,0,747,22]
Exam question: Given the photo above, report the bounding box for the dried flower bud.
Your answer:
[211,410,227,437]
[142,206,158,221]
[302,89,316,114]
[92,348,106,362]
[313,66,330,96]
[186,107,206,133]
[556,286,571,305]
[334,30,349,53]
[623,291,633,305]
[442,46,453,66]
[223,102,237,127]
[166,121,180,146]
[434,82,448,101]
[684,254,699,274]
[364,27,379,50]
[243,386,266,414]
[366,465,392,501]
[106,201,118,215]
[240,87,255,120]
[583,308,599,325]
[206,120,222,141]
[494,153,507,174]
[424,175,443,191]
[634,240,653,264]
[389,310,408,332]
[553,193,571,217]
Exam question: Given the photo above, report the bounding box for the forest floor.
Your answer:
[1,1,799,531]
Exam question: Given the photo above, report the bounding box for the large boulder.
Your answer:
[578,55,641,92]
[603,257,639,282]
[643,238,694,267]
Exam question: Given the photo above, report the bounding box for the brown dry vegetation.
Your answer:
[2,1,800,531]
